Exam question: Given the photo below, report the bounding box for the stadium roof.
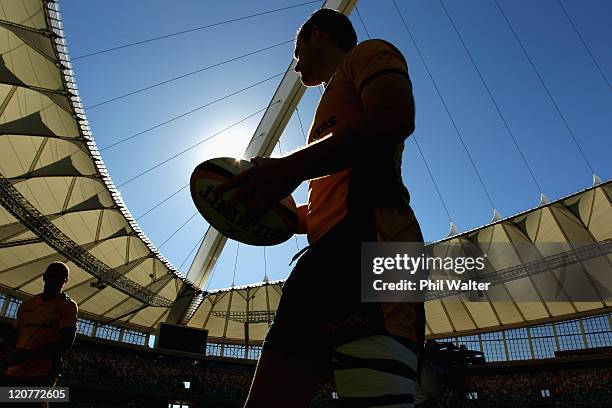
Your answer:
[0,0,609,344]
[0,0,197,331]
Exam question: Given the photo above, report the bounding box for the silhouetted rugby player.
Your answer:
[218,8,424,407]
[0,262,77,391]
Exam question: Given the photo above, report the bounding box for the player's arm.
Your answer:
[0,327,75,368]
[24,327,76,359]
[1,301,23,349]
[0,325,18,348]
[0,320,19,358]
[0,304,23,367]
[286,71,415,181]
[216,72,415,214]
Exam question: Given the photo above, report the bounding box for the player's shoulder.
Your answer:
[347,39,406,62]
[22,294,41,307]
[60,293,78,310]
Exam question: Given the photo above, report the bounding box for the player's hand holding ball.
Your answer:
[190,157,299,246]
[217,156,300,219]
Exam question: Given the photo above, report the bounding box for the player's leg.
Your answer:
[244,348,331,408]
[331,334,418,407]
[327,208,425,407]
[244,247,332,407]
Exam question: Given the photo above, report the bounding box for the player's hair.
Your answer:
[44,261,69,281]
[297,8,357,53]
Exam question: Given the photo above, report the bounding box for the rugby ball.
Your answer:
[190,157,298,246]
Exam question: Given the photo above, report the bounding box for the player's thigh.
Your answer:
[245,348,331,408]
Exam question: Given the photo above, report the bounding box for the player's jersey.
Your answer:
[306,39,415,243]
[304,40,423,343]
[8,293,77,377]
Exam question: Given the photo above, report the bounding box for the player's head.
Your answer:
[43,262,69,293]
[294,8,357,86]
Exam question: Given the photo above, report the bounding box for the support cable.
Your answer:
[73,1,321,60]
[360,6,453,225]
[295,107,308,143]
[205,259,220,292]
[493,0,596,177]
[135,184,189,221]
[231,242,240,287]
[438,0,543,195]
[392,0,496,211]
[158,211,198,249]
[413,137,453,224]
[86,40,294,110]
[355,6,371,39]
[178,236,205,272]
[100,72,285,152]
[263,247,268,281]
[115,100,282,188]
[555,0,611,90]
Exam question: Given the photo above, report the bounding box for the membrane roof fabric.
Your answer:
[187,281,284,345]
[0,0,197,332]
[0,1,610,344]
[421,181,612,338]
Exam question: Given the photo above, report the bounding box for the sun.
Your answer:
[191,119,255,164]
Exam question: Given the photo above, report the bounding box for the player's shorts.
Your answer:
[262,207,425,376]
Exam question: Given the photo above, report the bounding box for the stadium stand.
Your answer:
[463,361,612,408]
[0,316,337,407]
[2,309,612,407]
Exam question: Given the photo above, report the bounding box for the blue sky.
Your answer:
[60,0,611,291]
